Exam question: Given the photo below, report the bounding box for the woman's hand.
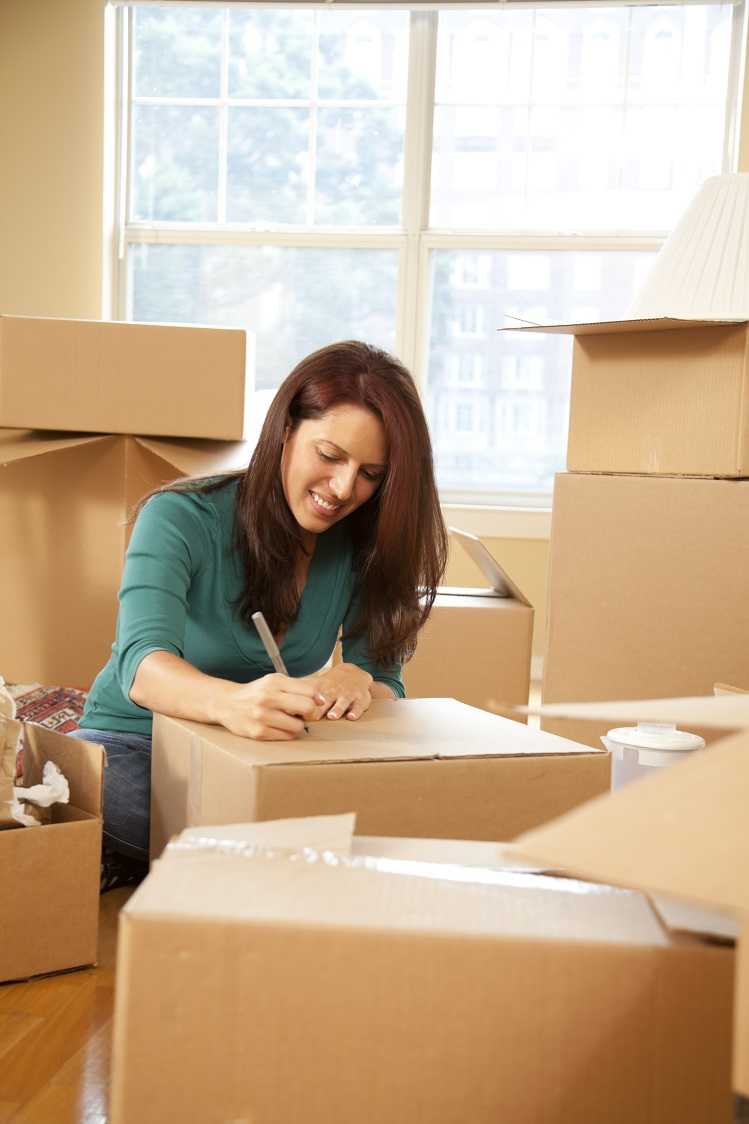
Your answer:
[215,673,322,740]
[306,663,374,722]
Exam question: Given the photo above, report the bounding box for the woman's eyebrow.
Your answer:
[319,439,386,469]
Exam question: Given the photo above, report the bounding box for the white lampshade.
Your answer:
[630,173,749,320]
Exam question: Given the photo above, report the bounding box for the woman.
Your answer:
[72,340,447,886]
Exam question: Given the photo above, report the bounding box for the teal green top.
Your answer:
[82,479,404,735]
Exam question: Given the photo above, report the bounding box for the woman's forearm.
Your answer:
[129,650,235,725]
[371,680,398,701]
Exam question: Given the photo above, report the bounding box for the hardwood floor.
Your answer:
[0,888,133,1124]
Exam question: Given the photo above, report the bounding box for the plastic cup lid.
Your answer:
[604,722,705,753]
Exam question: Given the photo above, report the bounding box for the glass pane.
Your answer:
[229,10,315,100]
[133,7,222,99]
[318,10,410,101]
[130,244,398,389]
[227,108,310,225]
[425,249,656,496]
[132,105,218,223]
[315,108,404,225]
[431,5,733,232]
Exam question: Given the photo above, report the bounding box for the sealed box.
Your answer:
[502,316,749,476]
[542,472,749,747]
[111,815,733,1124]
[1,718,104,982]
[404,528,533,715]
[0,429,248,686]
[0,314,252,440]
[518,690,749,1097]
[150,697,609,859]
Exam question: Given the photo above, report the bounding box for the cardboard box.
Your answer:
[111,815,734,1124]
[502,316,749,476]
[1,717,104,982]
[0,429,248,685]
[150,697,609,859]
[518,690,749,1096]
[404,529,533,714]
[542,472,749,747]
[0,314,252,440]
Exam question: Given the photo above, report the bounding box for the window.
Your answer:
[115,1,740,505]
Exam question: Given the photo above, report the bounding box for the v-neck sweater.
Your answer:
[82,479,404,735]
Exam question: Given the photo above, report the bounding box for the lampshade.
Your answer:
[630,173,749,320]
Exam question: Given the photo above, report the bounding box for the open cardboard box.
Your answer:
[0,717,105,982]
[0,428,248,685]
[517,691,749,1096]
[500,316,749,476]
[404,527,533,715]
[541,471,749,748]
[111,813,734,1124]
[149,697,609,859]
[0,314,253,440]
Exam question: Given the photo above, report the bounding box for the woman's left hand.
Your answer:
[306,663,374,722]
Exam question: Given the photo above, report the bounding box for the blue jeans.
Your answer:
[69,728,152,863]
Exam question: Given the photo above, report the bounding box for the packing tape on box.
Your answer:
[165,835,617,896]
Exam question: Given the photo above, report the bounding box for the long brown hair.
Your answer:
[143,341,447,665]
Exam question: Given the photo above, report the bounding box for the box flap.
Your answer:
[498,316,747,337]
[448,526,531,605]
[175,813,355,855]
[136,436,251,477]
[23,724,105,816]
[650,895,740,942]
[0,428,109,466]
[529,692,749,730]
[159,699,600,768]
[515,727,749,915]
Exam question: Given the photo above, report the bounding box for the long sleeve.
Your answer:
[341,593,405,699]
[114,491,212,700]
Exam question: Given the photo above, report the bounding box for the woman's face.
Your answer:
[281,403,387,542]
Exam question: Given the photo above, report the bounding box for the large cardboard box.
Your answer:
[150,698,609,859]
[519,690,749,1097]
[1,718,104,982]
[542,472,749,747]
[0,429,248,685]
[111,815,734,1124]
[0,314,252,439]
[404,529,533,714]
[503,316,749,476]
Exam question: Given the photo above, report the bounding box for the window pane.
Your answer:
[431,6,732,231]
[132,105,219,223]
[229,10,315,100]
[316,108,404,225]
[425,250,656,496]
[227,108,310,224]
[130,244,398,389]
[133,7,222,99]
[317,10,410,102]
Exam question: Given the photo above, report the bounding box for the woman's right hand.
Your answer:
[215,673,321,740]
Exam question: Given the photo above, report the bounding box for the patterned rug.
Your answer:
[5,683,87,777]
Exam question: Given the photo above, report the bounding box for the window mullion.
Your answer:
[398,9,437,380]
[217,11,230,225]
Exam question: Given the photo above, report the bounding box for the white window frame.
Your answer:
[106,0,747,539]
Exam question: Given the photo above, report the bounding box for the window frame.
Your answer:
[108,1,746,537]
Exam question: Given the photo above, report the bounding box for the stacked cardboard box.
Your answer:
[0,315,252,685]
[504,317,749,747]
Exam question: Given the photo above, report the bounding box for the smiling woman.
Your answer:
[68,340,448,877]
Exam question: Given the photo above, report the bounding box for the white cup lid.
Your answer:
[604,722,705,753]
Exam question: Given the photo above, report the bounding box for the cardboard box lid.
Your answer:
[137,437,250,477]
[0,429,110,466]
[498,316,747,337]
[160,699,601,768]
[447,526,531,606]
[516,695,749,916]
[21,722,105,817]
[530,692,749,731]
[130,815,666,947]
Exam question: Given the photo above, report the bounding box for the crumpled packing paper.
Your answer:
[10,760,70,827]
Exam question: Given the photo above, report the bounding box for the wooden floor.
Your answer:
[0,888,133,1124]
